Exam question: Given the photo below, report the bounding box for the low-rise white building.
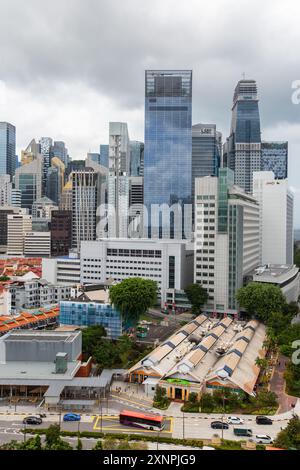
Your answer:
[24,232,51,257]
[80,238,194,306]
[42,253,81,286]
[248,264,300,304]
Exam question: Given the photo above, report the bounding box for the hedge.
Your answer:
[23,428,204,447]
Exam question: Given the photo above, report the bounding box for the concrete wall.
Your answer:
[4,333,82,363]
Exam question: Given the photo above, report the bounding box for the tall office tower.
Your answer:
[144,70,192,239]
[32,197,58,219]
[46,166,60,205]
[59,180,72,211]
[194,168,260,315]
[39,137,53,194]
[50,210,72,256]
[108,122,130,238]
[128,176,144,237]
[14,155,43,213]
[130,141,144,176]
[51,141,69,167]
[10,189,21,208]
[51,157,65,202]
[0,207,24,253]
[253,171,294,265]
[261,141,288,179]
[0,122,16,179]
[224,80,261,193]
[192,124,222,224]
[7,212,32,256]
[87,152,101,165]
[109,123,130,175]
[65,160,85,182]
[71,169,98,250]
[0,175,12,205]
[100,144,109,168]
[21,139,40,165]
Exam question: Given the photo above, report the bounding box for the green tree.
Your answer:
[109,278,157,324]
[153,386,170,409]
[45,424,61,448]
[256,390,278,408]
[0,275,10,282]
[22,435,42,450]
[200,393,215,412]
[93,440,103,450]
[82,325,107,357]
[236,282,285,322]
[76,438,83,450]
[184,284,208,315]
[274,416,300,449]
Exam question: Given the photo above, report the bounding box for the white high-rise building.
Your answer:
[253,171,294,265]
[194,168,260,315]
[7,213,32,256]
[108,122,131,238]
[24,232,51,257]
[0,175,12,205]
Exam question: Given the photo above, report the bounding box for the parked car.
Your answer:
[256,416,273,425]
[254,434,273,444]
[63,413,81,422]
[211,421,229,430]
[226,416,244,425]
[23,416,42,425]
[233,428,253,437]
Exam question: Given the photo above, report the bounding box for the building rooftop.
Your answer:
[251,264,299,283]
[129,314,266,396]
[3,329,80,343]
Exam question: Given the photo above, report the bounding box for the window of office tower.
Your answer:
[144,70,192,239]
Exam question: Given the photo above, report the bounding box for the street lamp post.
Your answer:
[182,411,185,440]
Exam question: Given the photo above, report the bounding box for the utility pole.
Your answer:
[182,411,185,440]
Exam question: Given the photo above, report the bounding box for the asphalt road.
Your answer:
[0,410,288,444]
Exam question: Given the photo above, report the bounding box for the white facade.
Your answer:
[0,288,11,316]
[253,171,294,265]
[42,256,81,285]
[80,238,193,306]
[24,232,51,257]
[194,170,260,314]
[251,264,300,304]
[0,175,12,206]
[7,213,32,256]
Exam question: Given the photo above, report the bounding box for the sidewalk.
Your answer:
[269,354,298,413]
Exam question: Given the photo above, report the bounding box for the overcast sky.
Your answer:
[1,0,300,224]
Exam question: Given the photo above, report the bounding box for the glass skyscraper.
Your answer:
[0,122,16,179]
[100,144,109,168]
[224,80,261,193]
[261,141,288,179]
[144,70,192,239]
[130,140,144,176]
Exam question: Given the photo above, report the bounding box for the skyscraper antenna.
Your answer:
[242,72,246,80]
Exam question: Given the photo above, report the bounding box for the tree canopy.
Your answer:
[274,416,300,449]
[109,278,157,324]
[236,282,285,322]
[184,283,208,315]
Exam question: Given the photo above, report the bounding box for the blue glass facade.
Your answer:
[261,141,288,179]
[226,80,262,193]
[130,141,144,176]
[144,70,192,239]
[0,122,16,178]
[59,301,123,339]
[100,144,109,168]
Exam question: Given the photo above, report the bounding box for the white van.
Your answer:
[255,435,273,444]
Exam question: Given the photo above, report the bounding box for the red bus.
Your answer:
[119,410,164,431]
